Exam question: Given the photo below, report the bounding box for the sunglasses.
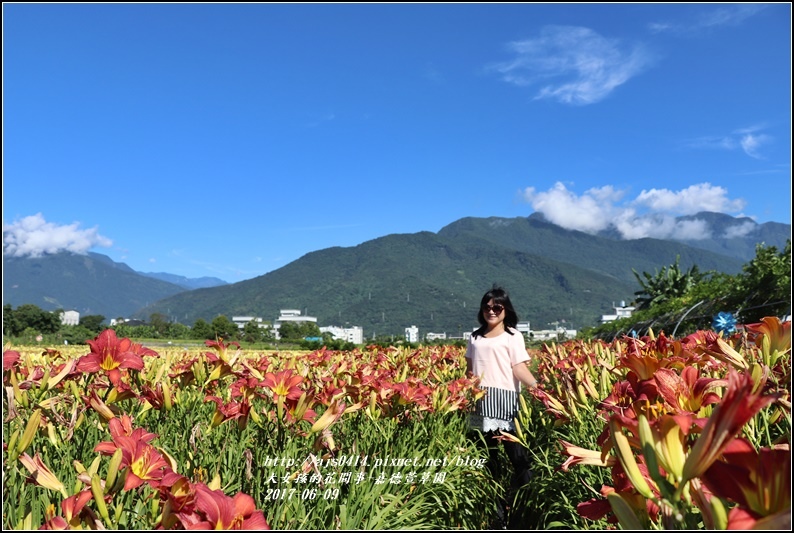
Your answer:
[482,304,504,314]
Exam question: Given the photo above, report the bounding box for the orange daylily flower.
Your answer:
[204,338,241,366]
[95,433,171,491]
[745,316,791,367]
[619,334,682,381]
[76,329,145,386]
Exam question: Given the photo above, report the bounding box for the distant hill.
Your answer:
[3,252,188,319]
[138,272,228,290]
[4,212,788,334]
[133,212,784,335]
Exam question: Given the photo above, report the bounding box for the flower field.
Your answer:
[2,317,791,530]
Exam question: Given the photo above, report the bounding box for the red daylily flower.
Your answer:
[204,394,251,428]
[262,369,304,403]
[190,484,270,530]
[744,316,791,355]
[41,489,94,529]
[654,366,727,415]
[3,349,21,371]
[108,414,158,443]
[681,368,782,483]
[700,438,790,522]
[204,338,241,365]
[118,436,172,491]
[76,329,145,386]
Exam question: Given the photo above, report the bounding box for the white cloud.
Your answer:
[696,4,768,29]
[489,25,654,105]
[633,183,746,215]
[722,221,756,239]
[649,4,767,34]
[2,213,113,258]
[739,133,772,159]
[522,182,747,240]
[522,182,623,232]
[683,125,773,159]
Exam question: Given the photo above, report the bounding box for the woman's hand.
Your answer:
[512,362,538,389]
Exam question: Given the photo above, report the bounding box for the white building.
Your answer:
[320,325,364,345]
[530,327,577,341]
[276,309,317,325]
[425,332,447,341]
[61,310,80,326]
[405,325,419,343]
[601,301,636,324]
[232,316,267,329]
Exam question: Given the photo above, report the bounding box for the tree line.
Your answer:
[1,306,357,349]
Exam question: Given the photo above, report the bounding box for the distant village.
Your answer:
[67,301,637,344]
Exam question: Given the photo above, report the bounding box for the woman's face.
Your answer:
[481,299,505,328]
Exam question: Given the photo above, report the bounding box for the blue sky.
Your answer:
[3,3,791,284]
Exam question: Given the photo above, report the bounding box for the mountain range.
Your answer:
[3,212,789,335]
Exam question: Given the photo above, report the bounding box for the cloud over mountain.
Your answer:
[2,213,113,258]
[521,182,748,240]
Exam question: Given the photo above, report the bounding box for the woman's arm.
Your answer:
[512,361,538,389]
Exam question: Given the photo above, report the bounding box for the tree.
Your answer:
[149,313,169,337]
[3,304,22,337]
[632,256,704,310]
[730,240,791,322]
[166,322,191,339]
[79,315,106,334]
[278,321,320,341]
[211,315,238,340]
[242,320,264,343]
[5,304,61,336]
[191,318,213,340]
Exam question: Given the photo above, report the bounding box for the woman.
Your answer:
[465,286,538,528]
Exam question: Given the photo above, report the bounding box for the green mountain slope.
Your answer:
[438,216,747,284]
[133,224,745,336]
[3,252,186,319]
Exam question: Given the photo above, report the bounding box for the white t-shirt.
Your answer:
[465,327,530,430]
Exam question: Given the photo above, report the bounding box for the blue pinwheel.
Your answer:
[712,311,737,335]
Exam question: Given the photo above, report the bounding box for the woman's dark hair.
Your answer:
[473,286,519,338]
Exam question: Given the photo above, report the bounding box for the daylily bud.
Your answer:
[68,380,81,401]
[710,496,728,530]
[105,448,124,495]
[7,429,20,460]
[46,422,59,447]
[17,409,42,455]
[38,367,51,394]
[91,473,111,524]
[609,417,654,499]
[607,492,643,530]
[162,380,172,411]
